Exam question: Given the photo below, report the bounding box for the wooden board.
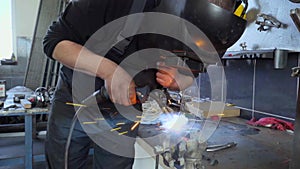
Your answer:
[186,101,240,118]
[20,99,32,109]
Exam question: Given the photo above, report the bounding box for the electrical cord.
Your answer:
[64,87,109,169]
[64,85,156,168]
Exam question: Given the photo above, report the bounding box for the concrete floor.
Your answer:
[203,118,292,169]
[0,117,293,169]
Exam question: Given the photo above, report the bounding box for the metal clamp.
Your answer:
[292,67,300,77]
[290,8,300,32]
[206,142,237,152]
[256,13,284,32]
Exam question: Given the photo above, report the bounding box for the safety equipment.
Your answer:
[113,0,248,64]
[153,0,248,59]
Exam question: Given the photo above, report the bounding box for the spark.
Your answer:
[66,102,87,107]
[110,127,121,131]
[82,121,97,125]
[130,121,140,131]
[118,131,128,135]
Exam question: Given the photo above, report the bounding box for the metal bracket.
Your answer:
[255,13,284,32]
[292,67,300,77]
[290,8,300,32]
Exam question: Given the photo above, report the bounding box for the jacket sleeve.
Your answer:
[43,4,83,59]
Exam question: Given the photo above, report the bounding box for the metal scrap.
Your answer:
[256,13,284,32]
[206,142,237,152]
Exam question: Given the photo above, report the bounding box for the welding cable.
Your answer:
[64,88,109,169]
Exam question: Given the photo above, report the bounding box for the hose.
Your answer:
[64,87,109,169]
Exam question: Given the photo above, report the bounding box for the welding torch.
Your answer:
[65,85,178,168]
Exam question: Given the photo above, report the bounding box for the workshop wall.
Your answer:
[202,0,300,120]
[199,53,298,120]
[0,0,39,89]
[12,0,40,56]
[0,38,31,89]
[228,0,300,51]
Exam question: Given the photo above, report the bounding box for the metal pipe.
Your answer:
[290,54,300,169]
[290,78,300,169]
[290,8,300,32]
[155,154,159,169]
[274,49,288,69]
[251,60,256,119]
[234,106,295,121]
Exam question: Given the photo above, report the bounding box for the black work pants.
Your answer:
[45,80,137,169]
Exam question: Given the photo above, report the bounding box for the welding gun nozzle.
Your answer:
[94,87,110,104]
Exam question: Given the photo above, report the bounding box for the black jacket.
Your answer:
[43,0,162,101]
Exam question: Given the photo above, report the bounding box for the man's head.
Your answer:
[154,0,247,61]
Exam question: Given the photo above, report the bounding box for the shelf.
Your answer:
[223,49,275,60]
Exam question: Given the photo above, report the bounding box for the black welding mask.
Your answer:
[150,0,247,63]
[96,0,248,74]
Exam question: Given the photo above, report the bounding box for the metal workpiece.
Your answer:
[140,87,223,169]
[151,117,210,169]
[206,142,237,152]
[184,140,207,169]
[274,49,289,69]
[153,137,207,169]
[255,13,285,32]
[290,8,300,32]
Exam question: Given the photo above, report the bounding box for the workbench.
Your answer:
[0,86,49,169]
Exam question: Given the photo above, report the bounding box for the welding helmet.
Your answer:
[152,0,247,62]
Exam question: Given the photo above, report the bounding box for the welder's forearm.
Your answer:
[52,40,117,79]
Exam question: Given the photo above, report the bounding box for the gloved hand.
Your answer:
[156,62,193,91]
[103,59,137,106]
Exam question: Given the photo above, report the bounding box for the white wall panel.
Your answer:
[228,0,300,51]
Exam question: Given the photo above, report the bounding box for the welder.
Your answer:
[43,0,247,168]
